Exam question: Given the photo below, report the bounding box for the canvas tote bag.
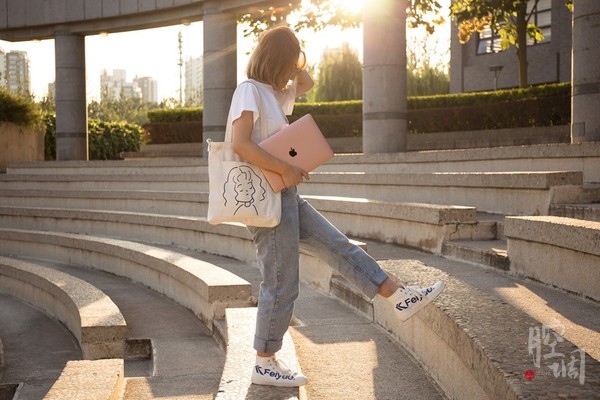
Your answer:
[206,82,282,227]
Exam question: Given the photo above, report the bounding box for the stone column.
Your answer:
[202,4,237,156]
[362,0,407,153]
[571,0,600,142]
[54,31,88,160]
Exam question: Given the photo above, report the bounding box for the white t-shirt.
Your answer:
[225,79,297,144]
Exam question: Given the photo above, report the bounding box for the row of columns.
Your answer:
[53,0,599,160]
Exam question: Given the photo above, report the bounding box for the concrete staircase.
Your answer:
[1,142,599,399]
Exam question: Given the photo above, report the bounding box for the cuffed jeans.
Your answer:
[247,187,390,354]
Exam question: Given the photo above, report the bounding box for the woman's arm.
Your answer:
[231,111,308,188]
[294,70,314,98]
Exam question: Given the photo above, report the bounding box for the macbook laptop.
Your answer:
[259,114,334,192]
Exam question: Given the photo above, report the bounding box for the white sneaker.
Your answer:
[251,355,308,387]
[388,281,446,322]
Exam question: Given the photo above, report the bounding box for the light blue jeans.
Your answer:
[247,187,389,354]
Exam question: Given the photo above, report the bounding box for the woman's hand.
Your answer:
[280,163,309,189]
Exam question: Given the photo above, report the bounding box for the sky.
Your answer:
[0,0,451,103]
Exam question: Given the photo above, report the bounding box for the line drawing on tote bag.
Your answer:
[223,164,268,215]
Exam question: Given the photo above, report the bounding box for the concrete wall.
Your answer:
[450,0,572,93]
[0,122,44,171]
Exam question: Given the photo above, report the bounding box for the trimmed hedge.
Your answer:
[44,114,143,160]
[142,121,203,144]
[142,83,570,142]
[0,89,42,127]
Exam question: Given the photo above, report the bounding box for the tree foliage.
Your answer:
[450,0,572,87]
[88,97,160,126]
[239,0,446,37]
[312,43,362,102]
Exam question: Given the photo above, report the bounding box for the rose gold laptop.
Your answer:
[259,114,334,192]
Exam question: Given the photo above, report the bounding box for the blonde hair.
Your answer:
[246,26,305,91]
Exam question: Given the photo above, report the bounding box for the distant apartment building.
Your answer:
[0,47,5,88]
[134,76,158,103]
[100,69,157,103]
[0,48,30,96]
[450,0,572,93]
[185,56,203,106]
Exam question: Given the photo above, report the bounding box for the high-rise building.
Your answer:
[0,47,6,89]
[134,76,158,104]
[100,69,157,103]
[2,50,30,96]
[185,56,203,106]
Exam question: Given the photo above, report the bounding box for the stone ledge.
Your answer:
[505,216,600,301]
[214,308,303,400]
[43,359,125,400]
[0,256,128,359]
[308,171,583,189]
[302,195,477,224]
[329,142,600,164]
[0,202,488,257]
[317,260,600,399]
[505,216,600,256]
[0,228,253,328]
[6,157,206,173]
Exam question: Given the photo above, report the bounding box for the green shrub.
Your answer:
[148,107,203,122]
[44,114,142,160]
[0,89,42,127]
[143,121,203,144]
[142,83,570,141]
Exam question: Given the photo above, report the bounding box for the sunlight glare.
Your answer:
[327,0,367,15]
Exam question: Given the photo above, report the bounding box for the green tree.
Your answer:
[88,97,158,126]
[451,0,572,88]
[239,0,445,36]
[407,53,449,96]
[313,43,362,102]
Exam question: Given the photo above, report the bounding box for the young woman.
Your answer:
[227,26,445,388]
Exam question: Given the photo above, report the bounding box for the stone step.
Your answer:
[0,256,128,360]
[6,158,206,175]
[0,228,253,328]
[0,189,208,217]
[505,216,600,302]
[43,359,125,400]
[441,239,510,270]
[300,170,583,215]
[0,199,488,258]
[318,142,600,183]
[32,257,227,399]
[550,202,600,222]
[0,292,81,399]
[0,173,208,192]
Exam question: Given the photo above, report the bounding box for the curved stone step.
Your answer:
[36,258,227,399]
[0,173,208,192]
[43,359,125,400]
[0,189,208,217]
[0,228,253,328]
[0,197,491,257]
[6,158,206,175]
[0,292,81,399]
[0,256,127,360]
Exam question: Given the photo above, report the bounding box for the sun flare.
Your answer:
[327,0,367,15]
